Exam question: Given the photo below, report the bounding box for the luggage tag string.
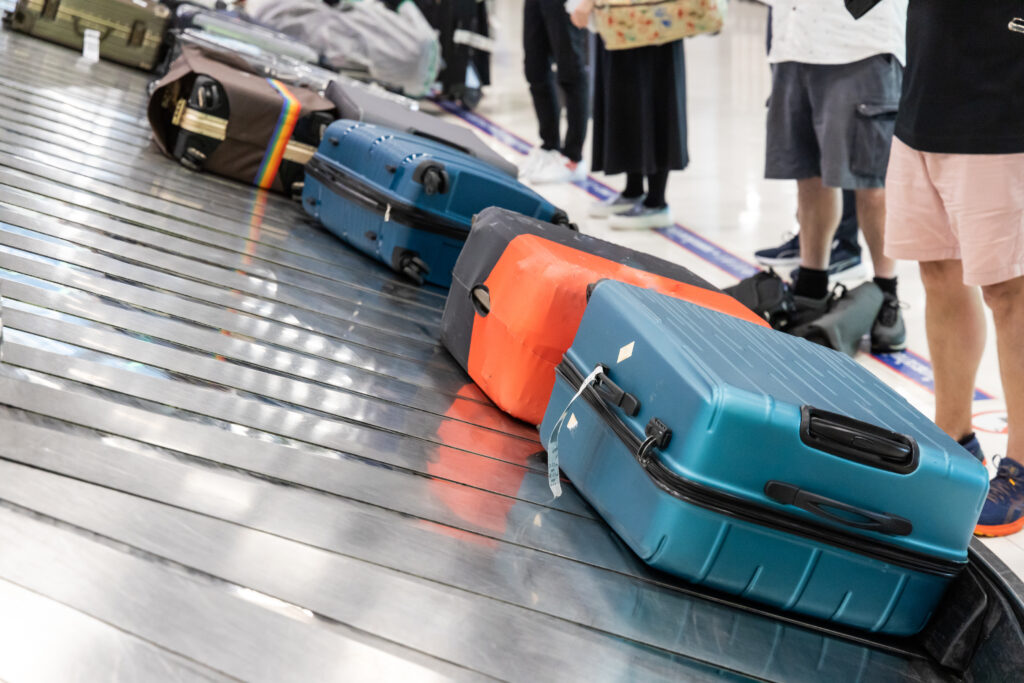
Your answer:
[545,365,604,498]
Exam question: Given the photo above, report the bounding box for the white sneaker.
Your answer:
[528,151,586,184]
[608,204,673,230]
[589,192,645,218]
[519,147,550,180]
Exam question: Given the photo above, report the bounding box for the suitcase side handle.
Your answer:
[764,481,913,536]
[800,406,919,474]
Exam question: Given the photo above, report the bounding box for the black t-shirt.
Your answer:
[895,0,1024,154]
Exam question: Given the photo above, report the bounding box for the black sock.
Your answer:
[643,170,669,209]
[622,173,644,199]
[874,276,898,297]
[957,432,977,446]
[793,267,829,299]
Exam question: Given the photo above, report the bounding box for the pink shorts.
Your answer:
[884,137,1024,286]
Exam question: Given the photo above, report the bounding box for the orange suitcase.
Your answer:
[440,208,769,425]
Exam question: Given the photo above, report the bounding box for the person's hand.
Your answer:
[569,0,594,28]
[570,6,590,28]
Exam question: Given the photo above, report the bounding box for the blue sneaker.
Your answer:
[754,232,801,267]
[959,432,985,464]
[974,456,1024,537]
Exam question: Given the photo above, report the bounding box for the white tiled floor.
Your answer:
[443,0,1020,575]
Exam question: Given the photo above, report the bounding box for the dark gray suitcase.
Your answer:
[325,79,518,178]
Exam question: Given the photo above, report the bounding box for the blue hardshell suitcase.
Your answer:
[302,119,569,287]
[539,281,989,636]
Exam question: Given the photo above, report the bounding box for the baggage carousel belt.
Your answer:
[0,30,962,681]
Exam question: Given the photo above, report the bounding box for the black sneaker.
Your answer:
[871,292,907,353]
[789,239,867,282]
[754,232,800,267]
[787,288,838,331]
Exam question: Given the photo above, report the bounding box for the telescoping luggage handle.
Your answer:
[799,406,919,474]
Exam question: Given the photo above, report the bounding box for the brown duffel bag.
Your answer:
[148,43,336,196]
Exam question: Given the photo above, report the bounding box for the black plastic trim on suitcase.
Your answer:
[800,406,919,474]
[555,359,964,578]
[306,156,468,241]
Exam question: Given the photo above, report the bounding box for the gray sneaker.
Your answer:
[871,292,907,354]
[608,204,673,230]
[590,193,645,218]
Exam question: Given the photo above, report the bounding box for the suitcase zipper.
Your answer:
[306,156,468,241]
[555,359,963,577]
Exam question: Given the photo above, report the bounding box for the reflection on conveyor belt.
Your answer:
[0,30,957,682]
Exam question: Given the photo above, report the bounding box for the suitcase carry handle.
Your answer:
[408,128,472,156]
[594,364,640,417]
[764,481,913,536]
[72,17,112,41]
[470,285,490,316]
[800,406,919,474]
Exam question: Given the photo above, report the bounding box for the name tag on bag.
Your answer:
[82,28,100,63]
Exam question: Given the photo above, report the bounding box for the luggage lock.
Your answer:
[638,418,672,465]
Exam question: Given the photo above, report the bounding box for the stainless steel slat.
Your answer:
[0,375,605,554]
[0,228,452,366]
[0,577,235,683]
[0,208,444,340]
[0,460,747,682]
[0,162,443,296]
[1,279,532,436]
[0,173,447,307]
[0,342,574,515]
[0,188,444,330]
[3,306,540,450]
[0,252,478,397]
[0,504,479,682]
[0,412,939,683]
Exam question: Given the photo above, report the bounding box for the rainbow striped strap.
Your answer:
[254,79,303,190]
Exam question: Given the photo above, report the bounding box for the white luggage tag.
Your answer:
[545,364,604,498]
[81,29,101,64]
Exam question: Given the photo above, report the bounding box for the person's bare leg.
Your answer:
[982,275,1024,463]
[855,187,897,279]
[797,177,841,270]
[920,260,986,441]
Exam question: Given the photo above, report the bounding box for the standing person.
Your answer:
[571,1,688,230]
[766,0,908,353]
[521,0,589,184]
[874,0,1024,535]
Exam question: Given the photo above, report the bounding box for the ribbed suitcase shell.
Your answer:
[441,207,769,424]
[539,281,989,635]
[6,0,169,70]
[302,120,565,288]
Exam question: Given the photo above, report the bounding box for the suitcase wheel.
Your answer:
[551,210,578,232]
[398,253,430,286]
[290,182,305,201]
[412,162,450,195]
[180,147,207,173]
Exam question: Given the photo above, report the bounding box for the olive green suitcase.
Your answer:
[4,0,170,71]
